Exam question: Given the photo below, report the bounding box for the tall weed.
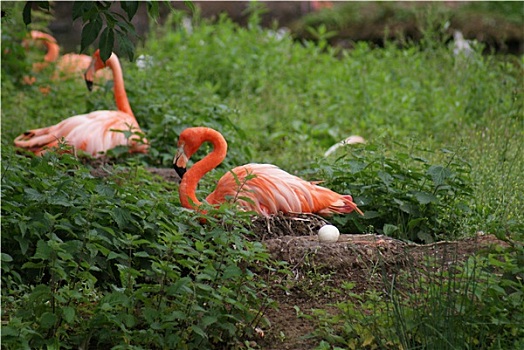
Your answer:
[303,244,524,350]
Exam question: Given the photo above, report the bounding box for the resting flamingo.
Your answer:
[23,30,111,83]
[173,127,364,217]
[14,49,148,157]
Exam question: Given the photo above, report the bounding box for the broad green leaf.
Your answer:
[223,264,242,280]
[195,240,205,252]
[22,2,32,25]
[115,30,135,61]
[191,324,208,340]
[383,224,398,236]
[196,282,213,291]
[40,312,58,330]
[1,253,13,262]
[122,314,136,328]
[18,221,27,237]
[110,207,131,229]
[399,203,415,214]
[361,331,375,347]
[0,326,18,336]
[108,251,128,260]
[72,1,93,20]
[428,165,452,186]
[120,1,139,20]
[348,160,367,174]
[22,261,45,270]
[167,277,192,296]
[417,231,434,244]
[62,306,75,324]
[34,240,52,260]
[413,191,438,204]
[169,311,188,321]
[100,292,129,307]
[99,27,115,62]
[378,171,393,187]
[81,17,103,53]
[24,188,44,202]
[103,11,118,27]
[407,217,426,230]
[200,315,218,328]
[133,251,150,258]
[362,210,381,219]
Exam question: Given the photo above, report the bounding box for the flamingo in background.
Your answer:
[23,30,111,84]
[14,50,148,157]
[173,127,363,217]
[324,135,365,157]
[311,1,333,11]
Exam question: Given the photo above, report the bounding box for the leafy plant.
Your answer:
[309,142,473,243]
[303,243,524,350]
[20,1,188,61]
[1,148,274,349]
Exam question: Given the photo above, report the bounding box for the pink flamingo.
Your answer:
[14,50,148,157]
[173,127,363,217]
[23,30,111,84]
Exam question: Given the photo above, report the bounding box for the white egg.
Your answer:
[318,224,340,243]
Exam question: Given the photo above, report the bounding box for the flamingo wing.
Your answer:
[206,163,361,216]
[14,111,147,157]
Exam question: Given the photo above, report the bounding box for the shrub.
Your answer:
[307,142,473,243]
[1,149,273,349]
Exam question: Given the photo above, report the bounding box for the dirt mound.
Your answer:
[255,229,507,350]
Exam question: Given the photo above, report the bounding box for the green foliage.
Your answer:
[460,2,524,26]
[1,148,273,349]
[20,1,181,62]
[1,2,44,84]
[72,1,139,61]
[303,244,524,350]
[313,142,473,243]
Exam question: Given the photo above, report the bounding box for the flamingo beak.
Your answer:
[173,145,188,179]
[174,163,186,179]
[85,77,93,91]
[84,57,96,91]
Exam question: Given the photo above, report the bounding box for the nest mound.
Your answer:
[249,213,409,275]
[249,213,330,240]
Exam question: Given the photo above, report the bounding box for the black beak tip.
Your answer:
[85,76,93,91]
[173,164,186,179]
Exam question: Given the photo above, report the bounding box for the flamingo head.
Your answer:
[173,132,194,179]
[84,49,109,91]
[172,127,228,179]
[173,150,187,179]
[172,127,209,178]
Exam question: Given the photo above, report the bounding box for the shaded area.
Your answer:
[45,1,523,55]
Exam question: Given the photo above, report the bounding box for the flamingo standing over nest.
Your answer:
[173,127,364,217]
[14,49,148,157]
[23,30,112,84]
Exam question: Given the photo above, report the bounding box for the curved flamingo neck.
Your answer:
[179,128,228,211]
[43,41,59,62]
[30,31,59,62]
[106,54,134,117]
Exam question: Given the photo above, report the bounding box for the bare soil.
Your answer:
[255,231,507,350]
[89,164,509,350]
